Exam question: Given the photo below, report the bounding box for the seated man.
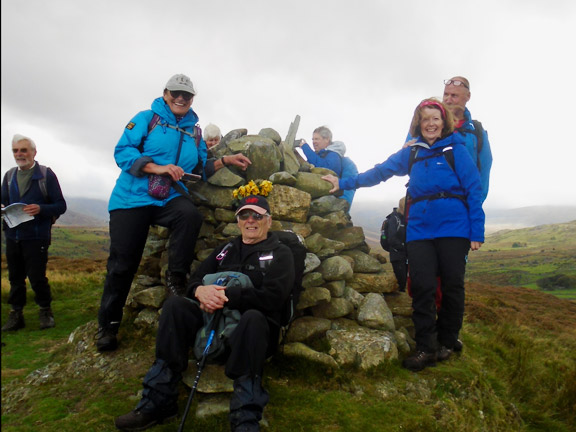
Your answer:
[115,195,295,432]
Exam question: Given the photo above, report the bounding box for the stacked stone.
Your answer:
[124,122,415,413]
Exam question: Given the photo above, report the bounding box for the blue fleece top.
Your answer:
[339,133,485,243]
[301,144,343,176]
[108,97,207,211]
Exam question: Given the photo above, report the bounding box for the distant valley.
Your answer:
[58,197,576,236]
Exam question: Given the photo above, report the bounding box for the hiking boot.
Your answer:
[165,271,187,297]
[454,339,463,352]
[402,350,437,372]
[2,310,25,332]
[437,346,454,362]
[39,307,55,330]
[233,420,260,432]
[96,328,118,352]
[114,406,177,431]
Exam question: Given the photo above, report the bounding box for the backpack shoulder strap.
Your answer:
[408,147,420,174]
[6,167,18,201]
[37,165,49,201]
[137,113,161,153]
[471,120,484,152]
[441,146,455,171]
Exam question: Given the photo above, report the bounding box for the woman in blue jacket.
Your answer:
[97,74,207,352]
[323,98,485,372]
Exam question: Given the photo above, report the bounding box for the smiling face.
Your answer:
[420,107,444,145]
[237,210,272,244]
[312,132,330,152]
[163,90,193,117]
[12,139,36,170]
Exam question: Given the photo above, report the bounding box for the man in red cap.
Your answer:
[115,195,294,432]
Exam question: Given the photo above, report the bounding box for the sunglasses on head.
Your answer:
[169,90,194,101]
[444,79,469,89]
[237,210,268,221]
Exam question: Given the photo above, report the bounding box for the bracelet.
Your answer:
[220,156,227,166]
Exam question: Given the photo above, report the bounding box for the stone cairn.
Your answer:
[125,116,415,416]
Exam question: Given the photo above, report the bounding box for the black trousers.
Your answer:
[156,296,277,380]
[97,196,203,330]
[391,259,407,291]
[407,237,470,351]
[5,238,51,310]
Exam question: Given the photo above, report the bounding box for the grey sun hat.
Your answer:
[165,74,196,95]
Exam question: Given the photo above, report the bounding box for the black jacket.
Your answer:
[187,232,295,326]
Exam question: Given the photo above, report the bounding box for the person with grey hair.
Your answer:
[1,134,67,331]
[203,123,222,150]
[294,126,358,207]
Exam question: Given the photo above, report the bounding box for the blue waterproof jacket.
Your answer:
[301,144,343,176]
[406,108,492,202]
[339,134,485,243]
[1,162,67,241]
[108,97,207,211]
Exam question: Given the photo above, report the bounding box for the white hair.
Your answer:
[12,134,36,150]
[203,123,221,140]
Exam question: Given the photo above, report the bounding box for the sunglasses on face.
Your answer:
[12,148,29,154]
[444,79,469,89]
[237,211,268,221]
[169,90,194,101]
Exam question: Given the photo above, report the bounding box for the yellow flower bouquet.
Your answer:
[233,180,273,200]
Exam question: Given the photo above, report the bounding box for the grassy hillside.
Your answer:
[366,221,576,301]
[1,223,576,431]
[1,260,575,431]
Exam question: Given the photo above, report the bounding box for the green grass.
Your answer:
[2,224,576,431]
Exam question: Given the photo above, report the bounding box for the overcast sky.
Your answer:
[2,0,575,211]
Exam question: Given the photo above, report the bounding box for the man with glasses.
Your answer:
[96,74,249,352]
[115,195,295,432]
[442,76,492,201]
[1,134,67,331]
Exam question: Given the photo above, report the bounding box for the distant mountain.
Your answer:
[351,201,576,237]
[56,197,109,227]
[56,196,576,233]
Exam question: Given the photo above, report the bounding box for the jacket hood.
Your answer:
[327,140,346,157]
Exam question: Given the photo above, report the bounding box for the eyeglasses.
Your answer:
[169,90,194,101]
[12,148,29,154]
[444,79,469,89]
[237,211,268,221]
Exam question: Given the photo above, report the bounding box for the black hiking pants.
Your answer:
[5,238,51,310]
[97,196,203,331]
[407,237,470,352]
[155,296,279,378]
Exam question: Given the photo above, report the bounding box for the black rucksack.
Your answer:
[455,119,484,170]
[380,212,397,252]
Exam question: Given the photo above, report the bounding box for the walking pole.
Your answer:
[178,308,222,432]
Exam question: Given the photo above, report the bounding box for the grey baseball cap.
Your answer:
[165,74,196,95]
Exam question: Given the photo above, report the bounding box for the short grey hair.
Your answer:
[313,126,332,143]
[12,134,36,150]
[203,123,221,140]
